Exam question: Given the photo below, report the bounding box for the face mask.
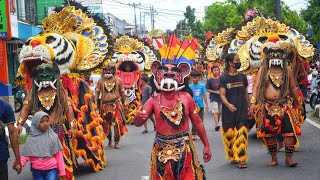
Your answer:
[234,62,241,69]
[104,74,113,78]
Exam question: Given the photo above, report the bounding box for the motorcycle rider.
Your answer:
[310,70,319,92]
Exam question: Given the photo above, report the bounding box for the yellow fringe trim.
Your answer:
[150,146,157,180]
[233,126,248,162]
[221,126,248,162]
[221,128,236,160]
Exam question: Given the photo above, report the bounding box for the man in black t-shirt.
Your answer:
[219,53,249,169]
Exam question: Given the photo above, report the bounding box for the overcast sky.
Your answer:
[102,0,308,31]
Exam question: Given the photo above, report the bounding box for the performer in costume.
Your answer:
[16,2,110,177]
[95,61,128,149]
[228,16,314,131]
[133,34,211,180]
[277,42,308,151]
[17,64,76,179]
[111,35,158,124]
[250,43,304,167]
[219,53,249,169]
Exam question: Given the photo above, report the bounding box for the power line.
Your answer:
[143,0,168,5]
[289,0,307,7]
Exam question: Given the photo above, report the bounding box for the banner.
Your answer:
[0,0,11,39]
[0,39,9,84]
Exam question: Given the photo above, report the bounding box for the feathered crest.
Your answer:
[155,34,199,66]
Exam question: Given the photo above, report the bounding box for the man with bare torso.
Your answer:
[95,62,128,149]
[249,44,304,167]
[133,62,211,180]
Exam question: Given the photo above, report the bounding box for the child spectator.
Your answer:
[20,111,65,180]
[206,66,221,131]
[189,70,208,140]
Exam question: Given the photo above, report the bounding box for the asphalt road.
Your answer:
[7,100,320,180]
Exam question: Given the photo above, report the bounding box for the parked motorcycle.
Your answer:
[12,86,26,113]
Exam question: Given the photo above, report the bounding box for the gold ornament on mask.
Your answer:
[42,5,108,72]
[237,17,287,39]
[38,90,57,111]
[114,36,143,54]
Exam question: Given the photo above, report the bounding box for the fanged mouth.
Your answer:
[269,58,283,68]
[163,84,174,89]
[22,56,48,76]
[118,61,137,72]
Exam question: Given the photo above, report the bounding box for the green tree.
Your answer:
[202,1,242,33]
[183,5,205,41]
[184,6,196,29]
[301,0,320,43]
[203,0,307,34]
[173,19,188,39]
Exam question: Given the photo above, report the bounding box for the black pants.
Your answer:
[299,84,308,98]
[0,160,8,180]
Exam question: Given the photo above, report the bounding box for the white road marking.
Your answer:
[306,118,320,129]
[140,176,149,180]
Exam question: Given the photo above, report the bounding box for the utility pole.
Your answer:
[140,12,142,38]
[129,3,141,36]
[275,0,281,21]
[150,5,155,30]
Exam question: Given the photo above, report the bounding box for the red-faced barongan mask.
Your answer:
[151,61,190,92]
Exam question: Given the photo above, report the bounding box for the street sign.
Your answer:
[0,0,8,38]
[87,5,103,13]
[0,0,11,39]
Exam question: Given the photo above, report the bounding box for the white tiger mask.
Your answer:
[19,33,76,76]
[111,51,145,71]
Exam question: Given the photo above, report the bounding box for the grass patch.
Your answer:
[309,111,316,117]
[18,133,29,144]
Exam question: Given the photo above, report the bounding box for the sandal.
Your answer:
[238,163,247,169]
[142,130,148,134]
[286,162,298,167]
[215,126,220,131]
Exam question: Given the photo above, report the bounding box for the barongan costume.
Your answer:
[253,44,304,150]
[111,35,157,124]
[15,2,111,178]
[134,34,211,180]
[96,61,127,147]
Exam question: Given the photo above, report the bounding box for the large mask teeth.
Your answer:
[160,80,165,90]
[173,81,178,91]
[34,80,42,91]
[269,59,283,68]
